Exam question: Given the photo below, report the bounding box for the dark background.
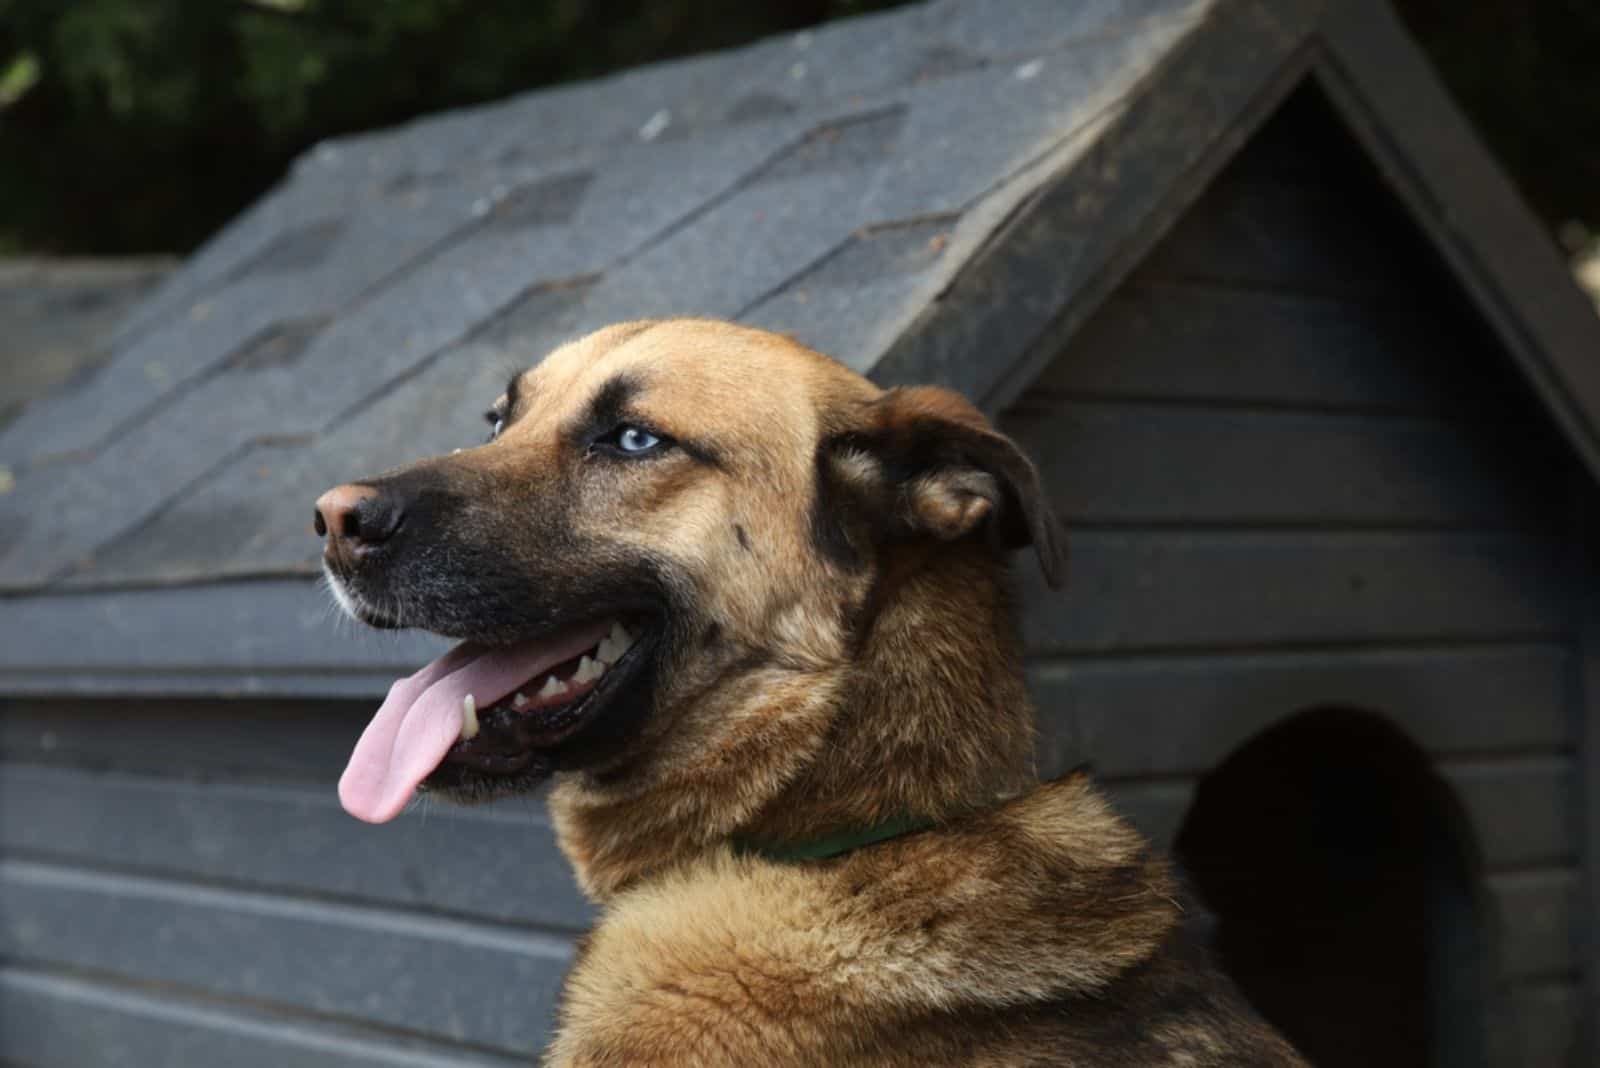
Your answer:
[0,0,1596,258]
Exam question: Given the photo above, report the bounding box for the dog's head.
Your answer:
[320,320,1063,825]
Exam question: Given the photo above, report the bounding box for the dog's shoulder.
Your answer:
[545,776,1300,1066]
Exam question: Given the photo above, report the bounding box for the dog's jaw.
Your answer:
[547,550,1037,902]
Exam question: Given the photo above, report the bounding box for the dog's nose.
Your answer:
[314,484,402,562]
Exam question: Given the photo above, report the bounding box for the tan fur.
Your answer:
[340,320,1304,1065]
[550,778,1183,1067]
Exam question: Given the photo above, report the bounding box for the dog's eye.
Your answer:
[485,410,506,442]
[618,426,660,453]
[593,423,668,457]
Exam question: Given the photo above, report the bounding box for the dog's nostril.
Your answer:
[313,509,328,537]
[315,483,396,552]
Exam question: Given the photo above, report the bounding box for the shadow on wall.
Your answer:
[1175,707,1491,1068]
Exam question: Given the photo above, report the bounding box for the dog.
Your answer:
[316,319,1306,1066]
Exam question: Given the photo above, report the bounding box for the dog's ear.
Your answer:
[821,386,1066,588]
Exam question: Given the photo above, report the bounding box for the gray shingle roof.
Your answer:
[5,0,1597,695]
[0,0,1204,597]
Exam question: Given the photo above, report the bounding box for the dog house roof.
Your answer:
[3,0,1598,696]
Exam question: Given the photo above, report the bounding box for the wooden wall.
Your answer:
[0,698,589,1065]
[1001,87,1586,1066]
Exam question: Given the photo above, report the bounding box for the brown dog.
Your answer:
[317,320,1305,1065]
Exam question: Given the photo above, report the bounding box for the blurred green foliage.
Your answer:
[0,0,1595,255]
[0,0,905,253]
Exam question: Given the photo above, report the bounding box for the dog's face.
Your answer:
[320,320,1061,823]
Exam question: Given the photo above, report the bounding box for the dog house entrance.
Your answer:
[1173,707,1488,1068]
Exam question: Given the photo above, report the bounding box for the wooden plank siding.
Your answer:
[0,857,571,1055]
[0,760,583,1061]
[0,763,593,931]
[1002,83,1586,1066]
[1099,758,1579,871]
[0,965,527,1068]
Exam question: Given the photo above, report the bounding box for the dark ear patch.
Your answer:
[828,386,1066,588]
[810,441,875,570]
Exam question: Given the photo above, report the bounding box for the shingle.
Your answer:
[927,0,1210,57]
[78,287,597,587]
[856,20,1194,219]
[750,108,909,186]
[224,220,347,279]
[0,159,564,464]
[219,319,327,374]
[743,273,940,374]
[579,172,881,326]
[740,218,958,370]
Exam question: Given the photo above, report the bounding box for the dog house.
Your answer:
[1,0,1595,1064]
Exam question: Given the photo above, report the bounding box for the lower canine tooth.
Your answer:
[460,694,480,740]
[538,675,569,699]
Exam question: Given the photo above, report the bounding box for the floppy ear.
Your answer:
[823,386,1067,588]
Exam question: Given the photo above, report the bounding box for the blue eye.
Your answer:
[616,426,661,453]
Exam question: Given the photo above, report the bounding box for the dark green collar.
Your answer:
[731,815,936,863]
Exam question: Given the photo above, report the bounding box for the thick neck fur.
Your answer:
[741,548,1038,844]
[547,776,1189,1066]
[544,545,1202,1064]
[549,544,1038,900]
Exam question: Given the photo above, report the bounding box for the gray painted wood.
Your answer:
[871,0,1319,413]
[1491,870,1580,982]
[0,966,525,1068]
[1318,0,1600,486]
[1104,788,1578,979]
[0,857,571,1055]
[1132,162,1417,297]
[1571,486,1600,1056]
[1019,531,1569,654]
[1004,403,1556,527]
[11,531,1572,690]
[2,697,373,780]
[1497,982,1581,1068]
[1027,283,1484,415]
[1448,758,1581,870]
[0,578,449,698]
[1105,756,1577,869]
[0,763,593,930]
[1030,644,1572,779]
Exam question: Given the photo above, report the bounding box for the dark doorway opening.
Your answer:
[1174,707,1489,1068]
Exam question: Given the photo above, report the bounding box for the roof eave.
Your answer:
[1313,0,1600,485]
[870,0,1326,408]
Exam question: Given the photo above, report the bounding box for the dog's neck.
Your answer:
[549,548,1038,901]
[741,549,1037,845]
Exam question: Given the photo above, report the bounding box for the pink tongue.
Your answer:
[338,621,613,823]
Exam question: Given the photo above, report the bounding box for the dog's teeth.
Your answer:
[512,691,529,709]
[573,655,605,685]
[460,694,480,740]
[538,675,569,699]
[598,621,636,665]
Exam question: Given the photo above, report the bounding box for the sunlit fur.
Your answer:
[326,320,1305,1065]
